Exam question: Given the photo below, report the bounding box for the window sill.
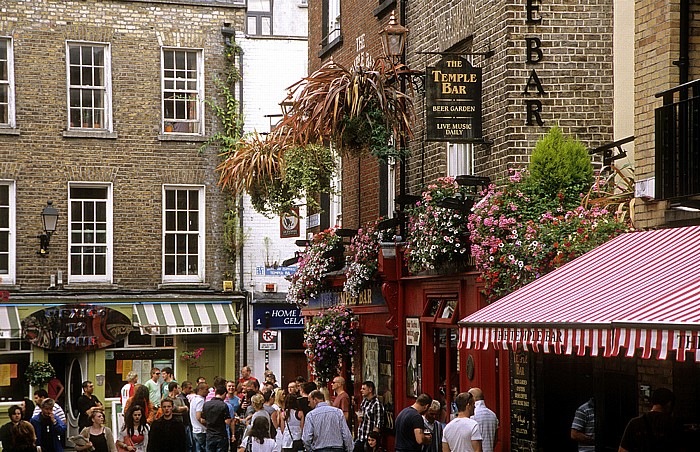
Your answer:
[63,130,118,139]
[63,283,119,290]
[158,134,208,142]
[158,282,211,290]
[373,0,396,18]
[0,284,19,290]
[0,127,20,136]
[318,35,343,58]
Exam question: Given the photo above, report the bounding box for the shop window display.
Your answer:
[104,333,175,398]
[0,339,31,401]
[362,336,394,429]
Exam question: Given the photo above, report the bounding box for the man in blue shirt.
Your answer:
[302,390,353,452]
[31,398,67,452]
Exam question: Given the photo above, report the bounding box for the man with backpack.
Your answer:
[355,381,384,452]
[618,388,676,452]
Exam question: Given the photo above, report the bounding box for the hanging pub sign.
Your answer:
[426,56,482,142]
[280,207,301,238]
[22,304,132,351]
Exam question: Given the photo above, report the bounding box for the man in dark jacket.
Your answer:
[30,398,67,452]
[148,398,186,452]
[201,385,231,452]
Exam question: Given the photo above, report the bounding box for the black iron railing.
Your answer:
[655,79,700,200]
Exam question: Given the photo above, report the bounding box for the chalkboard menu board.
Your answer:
[511,350,533,441]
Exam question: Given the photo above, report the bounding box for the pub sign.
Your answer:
[426,56,482,142]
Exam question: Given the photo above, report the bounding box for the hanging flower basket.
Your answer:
[25,361,56,387]
[180,348,206,367]
[304,306,358,385]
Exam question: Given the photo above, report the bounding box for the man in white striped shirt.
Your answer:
[32,389,66,423]
[302,390,353,452]
[468,388,498,452]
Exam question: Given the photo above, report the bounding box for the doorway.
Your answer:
[281,329,308,384]
[56,353,87,438]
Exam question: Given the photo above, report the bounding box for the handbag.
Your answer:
[284,414,304,452]
[116,434,134,452]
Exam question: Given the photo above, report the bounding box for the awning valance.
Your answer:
[459,225,700,361]
[133,303,238,335]
[0,306,21,339]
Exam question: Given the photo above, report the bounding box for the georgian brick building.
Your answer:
[0,0,246,434]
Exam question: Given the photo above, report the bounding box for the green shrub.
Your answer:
[529,126,593,197]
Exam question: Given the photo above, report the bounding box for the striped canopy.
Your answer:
[459,225,700,361]
[133,302,238,335]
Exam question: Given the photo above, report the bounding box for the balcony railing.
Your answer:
[655,79,700,200]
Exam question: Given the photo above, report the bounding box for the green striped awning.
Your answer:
[133,303,238,335]
[0,306,21,339]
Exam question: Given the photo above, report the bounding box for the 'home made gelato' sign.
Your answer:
[426,56,482,142]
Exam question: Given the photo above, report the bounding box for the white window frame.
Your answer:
[329,151,342,228]
[65,41,113,131]
[0,180,15,285]
[162,185,206,283]
[387,157,396,219]
[0,37,16,128]
[161,48,205,135]
[447,142,475,177]
[68,183,114,284]
[327,0,341,42]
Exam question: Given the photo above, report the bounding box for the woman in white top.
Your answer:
[271,389,285,452]
[279,392,304,452]
[239,417,276,452]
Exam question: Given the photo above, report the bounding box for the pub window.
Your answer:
[162,48,204,134]
[0,340,31,402]
[0,180,15,284]
[362,336,394,427]
[322,0,341,45]
[162,185,205,283]
[67,41,112,130]
[447,142,474,177]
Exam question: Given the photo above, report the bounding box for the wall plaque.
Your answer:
[22,304,132,351]
[426,56,482,142]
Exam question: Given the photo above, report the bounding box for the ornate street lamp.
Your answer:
[379,10,408,61]
[38,200,59,256]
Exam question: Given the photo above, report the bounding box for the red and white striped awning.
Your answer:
[459,225,700,361]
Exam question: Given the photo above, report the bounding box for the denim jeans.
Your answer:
[206,435,229,452]
[184,425,193,452]
[193,432,207,452]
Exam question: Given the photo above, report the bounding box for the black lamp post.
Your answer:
[38,200,59,256]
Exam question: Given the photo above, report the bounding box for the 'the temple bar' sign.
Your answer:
[426,56,482,142]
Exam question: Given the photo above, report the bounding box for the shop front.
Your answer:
[0,296,240,438]
[460,225,700,451]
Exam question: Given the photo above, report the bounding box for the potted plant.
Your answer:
[25,361,56,386]
[180,347,206,367]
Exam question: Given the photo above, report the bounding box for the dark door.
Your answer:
[281,329,308,385]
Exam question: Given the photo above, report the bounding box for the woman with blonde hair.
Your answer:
[75,410,117,452]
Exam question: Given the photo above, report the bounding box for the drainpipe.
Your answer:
[674,0,689,86]
[398,0,408,239]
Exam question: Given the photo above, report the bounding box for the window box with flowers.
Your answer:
[405,177,474,275]
[343,220,383,297]
[303,306,358,385]
[286,229,343,307]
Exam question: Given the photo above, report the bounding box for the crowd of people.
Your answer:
[0,367,504,452]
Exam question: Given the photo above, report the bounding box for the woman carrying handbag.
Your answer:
[280,395,304,452]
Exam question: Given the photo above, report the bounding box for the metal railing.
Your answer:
[655,79,700,200]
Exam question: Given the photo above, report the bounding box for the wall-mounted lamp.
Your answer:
[379,10,408,61]
[37,200,59,256]
[95,374,105,386]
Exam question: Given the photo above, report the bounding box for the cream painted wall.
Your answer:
[614,0,635,162]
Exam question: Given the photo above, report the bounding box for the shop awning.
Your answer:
[0,306,21,339]
[459,225,700,361]
[133,303,239,335]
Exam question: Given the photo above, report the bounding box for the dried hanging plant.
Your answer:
[278,58,415,160]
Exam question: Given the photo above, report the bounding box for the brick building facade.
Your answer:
[0,0,245,431]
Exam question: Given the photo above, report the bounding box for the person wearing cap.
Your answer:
[121,371,139,407]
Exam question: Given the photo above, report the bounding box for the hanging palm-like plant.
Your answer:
[278,58,414,161]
